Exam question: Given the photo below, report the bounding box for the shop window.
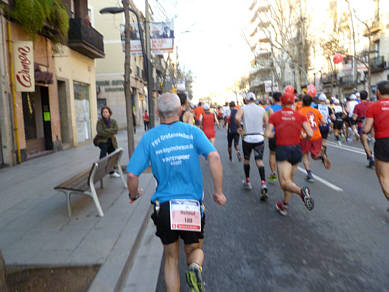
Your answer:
[74,82,91,143]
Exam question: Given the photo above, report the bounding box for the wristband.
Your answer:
[129,192,139,203]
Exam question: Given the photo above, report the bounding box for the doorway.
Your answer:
[0,127,3,166]
[58,80,72,148]
[22,86,53,158]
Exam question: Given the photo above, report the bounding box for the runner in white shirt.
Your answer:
[235,92,269,201]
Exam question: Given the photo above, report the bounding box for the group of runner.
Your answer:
[125,80,389,292]
[193,83,389,217]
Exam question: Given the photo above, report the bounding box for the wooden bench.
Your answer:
[54,148,127,217]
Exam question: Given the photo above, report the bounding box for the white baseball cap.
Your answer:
[246,92,256,101]
[318,93,327,101]
[334,98,340,104]
[203,103,210,110]
[349,94,357,100]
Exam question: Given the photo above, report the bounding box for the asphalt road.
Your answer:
[156,127,389,292]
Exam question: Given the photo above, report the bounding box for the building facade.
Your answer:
[0,0,104,167]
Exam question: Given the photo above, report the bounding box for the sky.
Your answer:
[134,0,253,103]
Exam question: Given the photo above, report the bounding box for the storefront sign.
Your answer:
[13,41,35,92]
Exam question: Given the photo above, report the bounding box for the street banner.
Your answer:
[264,80,272,93]
[121,21,174,56]
[13,41,35,92]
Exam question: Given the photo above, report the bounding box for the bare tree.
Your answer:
[321,36,347,95]
[255,0,309,91]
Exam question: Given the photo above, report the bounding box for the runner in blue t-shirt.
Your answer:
[126,93,226,292]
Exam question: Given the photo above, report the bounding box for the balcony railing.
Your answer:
[370,56,385,73]
[68,18,104,59]
[321,72,337,84]
[339,74,354,88]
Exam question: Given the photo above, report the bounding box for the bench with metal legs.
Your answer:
[54,148,127,217]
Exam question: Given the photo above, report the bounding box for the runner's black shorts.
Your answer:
[374,137,389,162]
[151,201,205,245]
[268,137,277,151]
[227,132,240,147]
[242,140,264,160]
[334,118,344,130]
[275,145,302,165]
[319,125,330,139]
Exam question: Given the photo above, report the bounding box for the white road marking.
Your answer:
[327,141,366,155]
[297,167,344,192]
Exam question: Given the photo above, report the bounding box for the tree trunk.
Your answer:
[122,0,135,159]
[0,251,9,292]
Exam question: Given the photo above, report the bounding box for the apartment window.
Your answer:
[70,0,75,18]
[88,7,94,27]
[374,40,380,57]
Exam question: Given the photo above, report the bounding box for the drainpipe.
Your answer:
[7,21,21,163]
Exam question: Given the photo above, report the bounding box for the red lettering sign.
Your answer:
[15,44,33,90]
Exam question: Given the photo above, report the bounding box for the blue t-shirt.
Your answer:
[126,122,216,203]
[266,104,282,113]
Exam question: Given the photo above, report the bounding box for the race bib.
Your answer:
[170,199,201,232]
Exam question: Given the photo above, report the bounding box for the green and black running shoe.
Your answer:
[186,263,204,292]
[268,173,277,183]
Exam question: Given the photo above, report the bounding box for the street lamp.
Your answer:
[100,1,154,158]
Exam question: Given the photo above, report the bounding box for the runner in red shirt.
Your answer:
[299,95,331,183]
[201,103,219,145]
[265,93,314,216]
[193,103,205,127]
[363,81,389,211]
[353,90,374,168]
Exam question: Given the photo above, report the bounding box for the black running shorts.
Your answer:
[242,140,264,161]
[334,119,344,130]
[227,132,240,148]
[374,137,389,162]
[268,137,277,152]
[275,145,302,165]
[151,201,205,245]
[319,125,330,139]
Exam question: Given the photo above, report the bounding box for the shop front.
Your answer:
[9,25,61,162]
[22,86,53,157]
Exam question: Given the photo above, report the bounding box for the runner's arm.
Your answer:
[263,110,269,130]
[264,123,274,139]
[362,117,374,134]
[302,121,313,139]
[214,113,220,127]
[127,172,143,201]
[207,151,226,206]
[235,108,244,132]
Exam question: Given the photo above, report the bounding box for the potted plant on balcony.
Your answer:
[4,0,69,46]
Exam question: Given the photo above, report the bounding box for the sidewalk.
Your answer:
[0,126,162,291]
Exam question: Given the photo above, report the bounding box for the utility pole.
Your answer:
[145,0,155,128]
[122,0,135,158]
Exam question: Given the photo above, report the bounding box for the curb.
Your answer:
[87,174,154,292]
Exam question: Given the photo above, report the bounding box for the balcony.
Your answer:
[321,72,337,85]
[339,74,354,88]
[370,56,385,73]
[363,20,382,36]
[250,77,269,88]
[67,18,104,59]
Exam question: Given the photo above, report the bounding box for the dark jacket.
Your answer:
[96,118,119,149]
